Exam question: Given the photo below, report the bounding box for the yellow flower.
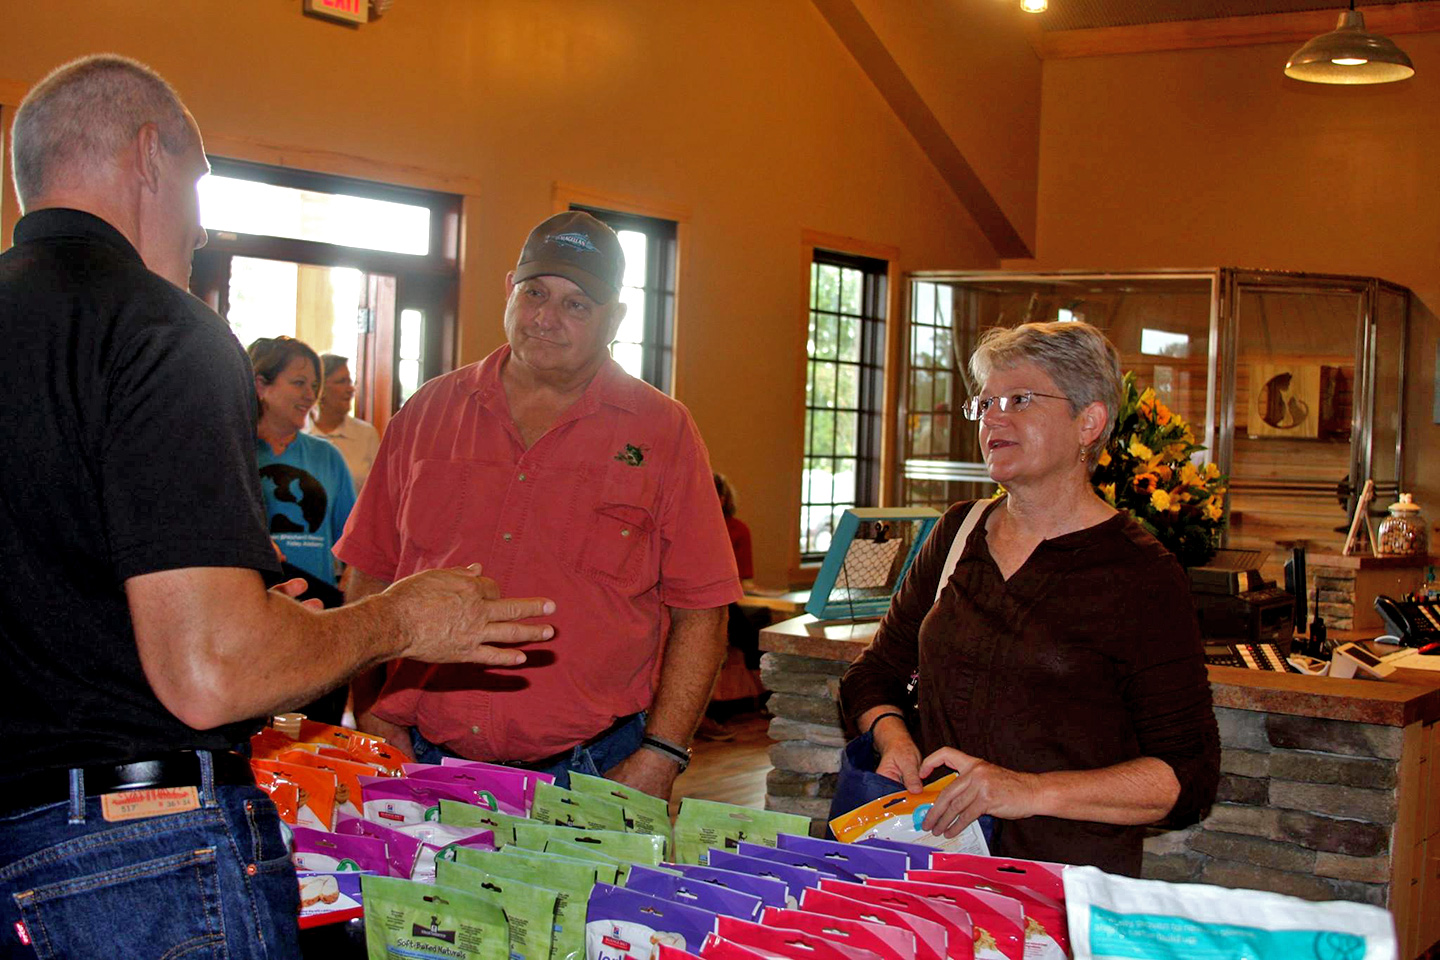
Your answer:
[1154,464,1173,482]
[1151,489,1171,511]
[1164,442,1189,462]
[1205,500,1223,521]
[1099,483,1116,504]
[1179,463,1201,486]
[1138,387,1157,407]
[1129,438,1153,460]
[1097,449,1112,467]
[1204,462,1220,480]
[1156,403,1172,426]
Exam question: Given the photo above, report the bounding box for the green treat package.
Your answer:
[530,781,627,833]
[671,798,810,866]
[361,874,507,960]
[567,772,672,840]
[543,839,631,884]
[450,848,595,960]
[435,860,558,960]
[513,822,665,866]
[504,845,620,886]
[438,800,527,845]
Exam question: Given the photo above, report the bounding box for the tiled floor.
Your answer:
[667,710,773,817]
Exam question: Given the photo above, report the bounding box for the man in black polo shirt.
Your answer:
[0,55,556,958]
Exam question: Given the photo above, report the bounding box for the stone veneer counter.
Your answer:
[759,614,1440,959]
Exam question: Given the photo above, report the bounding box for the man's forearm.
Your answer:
[644,605,729,744]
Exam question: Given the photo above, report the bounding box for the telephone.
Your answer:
[1374,595,1440,648]
[1204,642,1299,672]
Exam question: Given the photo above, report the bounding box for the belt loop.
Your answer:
[198,750,217,807]
[67,768,86,825]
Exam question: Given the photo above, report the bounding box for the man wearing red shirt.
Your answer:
[340,212,740,798]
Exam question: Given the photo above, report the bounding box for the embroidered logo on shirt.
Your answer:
[614,443,646,467]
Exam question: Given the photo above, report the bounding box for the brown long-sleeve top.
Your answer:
[840,498,1219,876]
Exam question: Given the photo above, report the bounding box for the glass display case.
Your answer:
[899,269,1410,575]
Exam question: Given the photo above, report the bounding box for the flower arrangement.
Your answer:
[1090,372,1229,568]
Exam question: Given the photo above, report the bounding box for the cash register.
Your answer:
[1190,548,1296,665]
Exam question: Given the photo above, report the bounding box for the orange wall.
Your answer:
[1012,36,1440,533]
[0,0,1001,587]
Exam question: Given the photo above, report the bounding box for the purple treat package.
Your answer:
[776,834,908,879]
[705,850,823,908]
[855,836,937,870]
[585,884,718,959]
[734,841,856,881]
[357,775,480,825]
[438,757,556,810]
[335,814,422,878]
[290,826,389,875]
[626,865,765,921]
[402,762,532,816]
[666,864,789,911]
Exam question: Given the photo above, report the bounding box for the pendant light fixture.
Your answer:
[1285,2,1415,85]
[1020,0,1047,12]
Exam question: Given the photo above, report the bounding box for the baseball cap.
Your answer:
[513,211,625,305]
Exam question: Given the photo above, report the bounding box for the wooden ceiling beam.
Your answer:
[810,0,1031,259]
[1030,1,1440,60]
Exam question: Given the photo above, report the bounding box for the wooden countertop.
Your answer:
[760,615,1440,728]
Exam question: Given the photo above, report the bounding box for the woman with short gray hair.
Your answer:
[841,320,1219,876]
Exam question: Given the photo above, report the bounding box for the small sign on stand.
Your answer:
[1343,478,1376,557]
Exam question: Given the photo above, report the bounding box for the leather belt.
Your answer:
[3,750,255,816]
[503,713,639,771]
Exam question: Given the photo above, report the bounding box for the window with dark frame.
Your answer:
[570,204,677,394]
[801,249,887,561]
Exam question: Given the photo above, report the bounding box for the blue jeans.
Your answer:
[0,753,299,959]
[410,713,647,789]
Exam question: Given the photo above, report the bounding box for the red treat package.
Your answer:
[656,946,704,960]
[928,852,1066,904]
[698,935,771,960]
[714,916,882,960]
[817,879,973,960]
[869,879,1025,960]
[762,906,916,960]
[798,887,949,960]
[907,870,1069,958]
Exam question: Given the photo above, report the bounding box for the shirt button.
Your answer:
[518,473,526,482]
[503,533,513,542]
[621,529,630,537]
[471,726,480,734]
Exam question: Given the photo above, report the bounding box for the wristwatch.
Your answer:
[639,733,692,773]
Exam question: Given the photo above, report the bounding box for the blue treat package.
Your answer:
[666,864,789,911]
[705,850,823,908]
[626,865,765,921]
[776,833,908,879]
[585,883,718,959]
[734,841,858,881]
[854,835,937,870]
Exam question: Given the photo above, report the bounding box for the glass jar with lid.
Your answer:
[1376,493,1428,557]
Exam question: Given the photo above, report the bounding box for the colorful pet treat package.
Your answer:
[733,842,854,882]
[696,935,770,960]
[761,906,917,960]
[854,836,937,870]
[532,781,630,833]
[704,851,822,909]
[291,826,390,875]
[251,765,301,824]
[438,756,557,811]
[514,822,667,866]
[929,854,1067,904]
[585,884,719,960]
[775,834,908,880]
[405,762,534,816]
[869,879,1022,960]
[908,869,1069,959]
[569,773,672,839]
[337,814,424,878]
[297,870,367,928]
[799,887,949,960]
[395,822,497,884]
[828,776,988,855]
[438,799,528,843]
[1063,865,1397,960]
[362,874,508,960]
[666,864,789,911]
[435,860,560,960]
[455,847,596,960]
[672,799,809,866]
[250,758,337,830]
[360,774,480,826]
[712,916,883,960]
[341,732,409,776]
[537,842,626,886]
[819,878,976,959]
[280,750,375,821]
[625,865,765,921]
[655,946,703,960]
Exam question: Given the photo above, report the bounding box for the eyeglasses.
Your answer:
[961,390,1069,421]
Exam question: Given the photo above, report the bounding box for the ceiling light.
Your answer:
[1020,0,1047,12]
[1285,4,1414,85]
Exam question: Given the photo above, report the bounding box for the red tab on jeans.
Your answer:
[14,921,31,946]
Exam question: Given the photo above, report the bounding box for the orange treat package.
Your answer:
[250,758,338,831]
[251,766,301,824]
[279,749,378,820]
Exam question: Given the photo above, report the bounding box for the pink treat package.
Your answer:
[817,878,974,960]
[762,906,917,960]
[358,775,483,825]
[906,869,1069,958]
[290,826,389,875]
[868,879,1024,960]
[798,887,949,960]
[714,916,883,960]
[698,935,771,960]
[928,853,1067,904]
[335,815,422,878]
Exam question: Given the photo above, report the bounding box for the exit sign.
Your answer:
[304,0,367,25]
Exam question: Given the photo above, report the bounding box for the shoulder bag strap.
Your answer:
[933,498,992,607]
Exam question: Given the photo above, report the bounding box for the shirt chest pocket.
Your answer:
[571,470,658,591]
[398,459,506,565]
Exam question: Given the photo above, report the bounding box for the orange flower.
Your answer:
[1134,473,1159,495]
[1154,464,1173,482]
[1156,403,1172,426]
